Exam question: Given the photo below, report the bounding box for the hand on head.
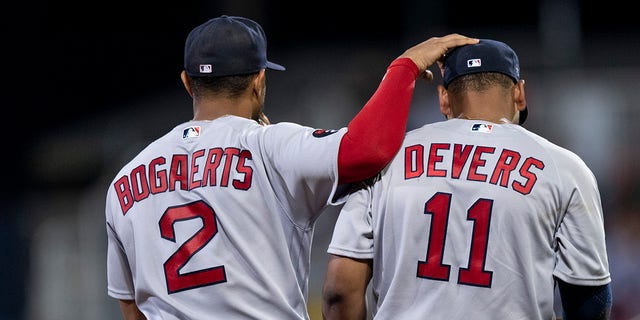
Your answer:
[399,34,479,82]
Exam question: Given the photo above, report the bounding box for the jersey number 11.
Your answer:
[417,192,494,288]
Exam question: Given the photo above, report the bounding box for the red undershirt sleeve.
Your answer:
[337,57,419,184]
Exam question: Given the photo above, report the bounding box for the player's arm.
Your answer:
[118,299,146,320]
[337,34,479,184]
[322,254,373,320]
[557,279,612,320]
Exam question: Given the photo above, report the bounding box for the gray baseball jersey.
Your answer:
[106,115,347,319]
[328,118,611,320]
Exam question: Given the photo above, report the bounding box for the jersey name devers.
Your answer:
[404,143,545,195]
[113,147,253,215]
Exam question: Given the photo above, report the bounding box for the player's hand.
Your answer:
[398,34,479,82]
[258,111,270,126]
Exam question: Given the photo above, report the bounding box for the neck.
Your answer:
[451,88,517,124]
[454,112,516,124]
[192,98,257,121]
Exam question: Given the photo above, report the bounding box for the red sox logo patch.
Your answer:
[312,129,338,137]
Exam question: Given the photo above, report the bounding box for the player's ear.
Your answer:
[251,70,266,99]
[181,71,193,97]
[514,79,526,112]
[438,85,451,119]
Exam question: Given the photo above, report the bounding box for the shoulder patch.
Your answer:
[312,129,338,137]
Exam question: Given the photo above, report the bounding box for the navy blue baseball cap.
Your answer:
[442,39,528,124]
[184,15,285,77]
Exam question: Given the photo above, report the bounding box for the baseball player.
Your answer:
[322,39,612,320]
[105,14,478,319]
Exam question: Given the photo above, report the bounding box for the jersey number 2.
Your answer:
[160,200,227,294]
[417,192,493,287]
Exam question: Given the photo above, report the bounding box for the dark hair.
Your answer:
[447,72,515,96]
[189,72,259,99]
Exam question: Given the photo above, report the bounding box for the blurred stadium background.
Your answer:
[2,0,639,319]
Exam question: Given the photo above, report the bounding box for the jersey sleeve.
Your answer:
[327,184,375,259]
[253,122,348,225]
[553,153,611,286]
[105,191,136,300]
[337,58,419,184]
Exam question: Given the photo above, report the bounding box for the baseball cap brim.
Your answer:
[266,61,286,71]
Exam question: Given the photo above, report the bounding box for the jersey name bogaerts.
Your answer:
[107,115,346,319]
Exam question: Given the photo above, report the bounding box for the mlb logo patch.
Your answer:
[467,59,481,68]
[183,126,201,139]
[471,123,493,133]
[199,64,212,73]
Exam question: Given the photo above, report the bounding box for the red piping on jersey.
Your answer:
[337,57,419,184]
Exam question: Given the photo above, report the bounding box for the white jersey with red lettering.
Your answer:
[327,118,610,320]
[106,115,347,319]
